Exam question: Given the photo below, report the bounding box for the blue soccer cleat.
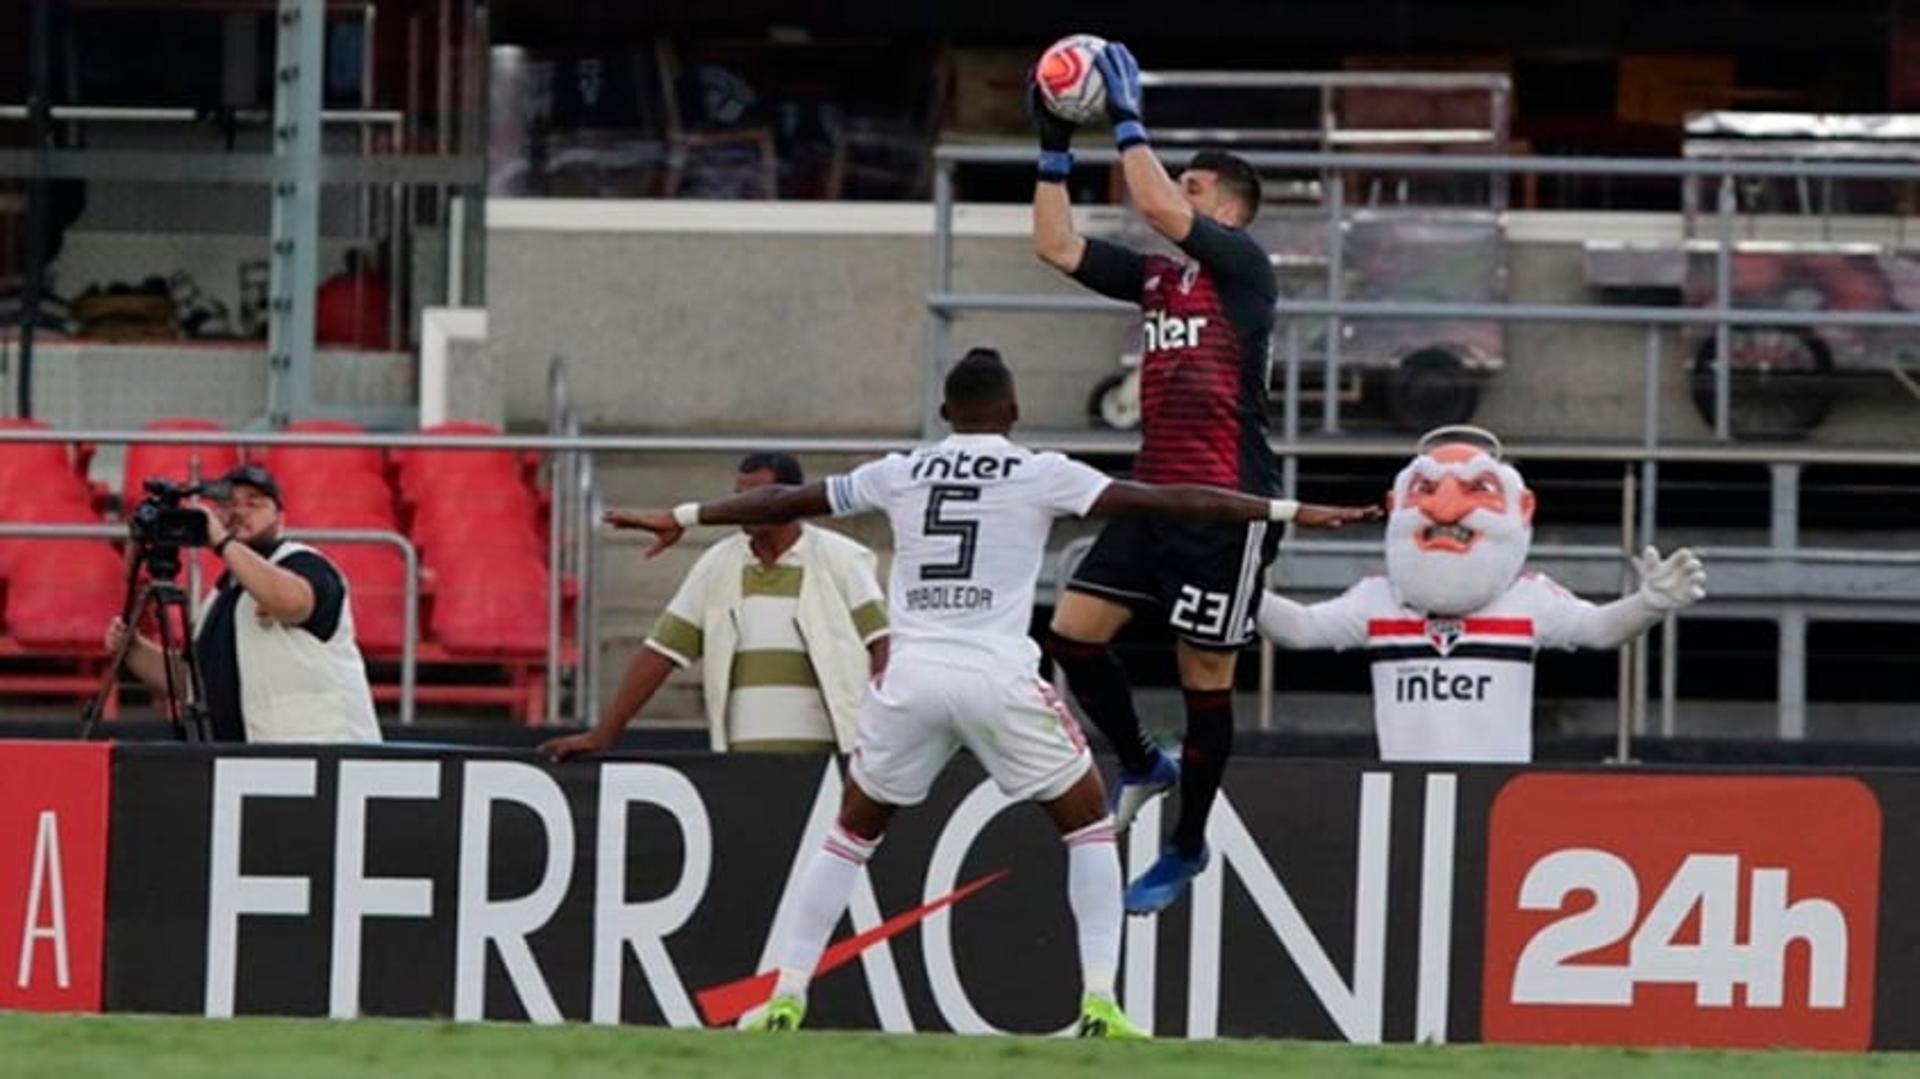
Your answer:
[1108,747,1179,832]
[1124,842,1210,915]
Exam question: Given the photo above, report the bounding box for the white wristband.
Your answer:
[671,502,702,528]
[1267,499,1299,523]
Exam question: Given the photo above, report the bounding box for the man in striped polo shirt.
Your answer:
[542,452,887,759]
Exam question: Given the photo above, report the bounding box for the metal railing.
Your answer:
[3,426,1919,743]
[927,142,1920,440]
[924,140,1920,752]
[1134,72,1509,183]
[0,522,418,726]
[547,357,606,727]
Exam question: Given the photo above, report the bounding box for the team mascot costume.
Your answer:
[1256,426,1707,762]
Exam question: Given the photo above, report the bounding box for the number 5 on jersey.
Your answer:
[921,485,981,580]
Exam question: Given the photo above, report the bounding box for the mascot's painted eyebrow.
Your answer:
[1408,465,1506,500]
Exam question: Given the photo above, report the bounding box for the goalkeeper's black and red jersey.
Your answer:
[1072,216,1280,495]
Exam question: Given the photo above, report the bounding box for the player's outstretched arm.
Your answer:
[604,483,832,558]
[1089,480,1382,528]
[1095,42,1193,243]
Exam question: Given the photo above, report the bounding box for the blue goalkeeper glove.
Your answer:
[1095,42,1148,150]
[1025,67,1076,183]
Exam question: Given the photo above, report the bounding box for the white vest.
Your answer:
[693,528,879,753]
[199,540,382,744]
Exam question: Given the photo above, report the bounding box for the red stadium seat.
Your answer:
[260,420,386,483]
[4,542,125,650]
[121,418,238,501]
[0,499,105,577]
[428,553,549,657]
[406,467,539,509]
[0,484,95,519]
[410,507,544,565]
[278,471,400,529]
[395,421,528,504]
[292,497,401,531]
[320,544,409,655]
[0,420,96,508]
[0,418,77,478]
[278,466,395,501]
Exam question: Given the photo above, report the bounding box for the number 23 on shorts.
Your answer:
[1170,584,1232,638]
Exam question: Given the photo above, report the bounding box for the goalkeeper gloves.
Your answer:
[1025,68,1076,183]
[1094,42,1148,150]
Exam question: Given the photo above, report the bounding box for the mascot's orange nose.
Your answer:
[1417,476,1478,525]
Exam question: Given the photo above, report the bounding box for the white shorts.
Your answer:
[848,656,1094,808]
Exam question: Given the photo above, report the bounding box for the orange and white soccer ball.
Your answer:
[1036,33,1109,126]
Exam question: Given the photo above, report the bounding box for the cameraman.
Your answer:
[106,464,382,743]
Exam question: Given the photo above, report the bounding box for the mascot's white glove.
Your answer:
[1635,546,1707,612]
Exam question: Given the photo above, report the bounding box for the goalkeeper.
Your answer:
[1031,40,1288,914]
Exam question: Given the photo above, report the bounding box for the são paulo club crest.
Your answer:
[1426,617,1463,656]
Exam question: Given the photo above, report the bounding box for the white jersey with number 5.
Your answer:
[825,433,1112,669]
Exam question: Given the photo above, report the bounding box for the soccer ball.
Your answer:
[1035,34,1109,126]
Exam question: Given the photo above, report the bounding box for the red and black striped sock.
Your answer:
[1172,688,1234,857]
[1046,633,1156,773]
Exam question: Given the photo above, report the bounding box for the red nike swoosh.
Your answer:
[695,868,1011,1026]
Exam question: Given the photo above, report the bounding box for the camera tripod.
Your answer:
[79,542,212,741]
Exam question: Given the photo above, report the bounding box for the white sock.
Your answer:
[1064,815,1122,1001]
[772,822,880,1001]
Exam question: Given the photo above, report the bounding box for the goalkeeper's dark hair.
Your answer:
[944,347,1016,410]
[738,450,803,485]
[1190,149,1262,224]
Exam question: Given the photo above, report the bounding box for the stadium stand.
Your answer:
[0,421,119,705]
[392,421,565,722]
[0,416,573,724]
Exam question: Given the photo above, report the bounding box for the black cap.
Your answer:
[209,463,283,507]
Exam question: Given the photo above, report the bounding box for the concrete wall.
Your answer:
[487,198,1920,445]
[486,200,1136,433]
[11,342,412,430]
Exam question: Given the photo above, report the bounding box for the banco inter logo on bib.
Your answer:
[1481,774,1880,1050]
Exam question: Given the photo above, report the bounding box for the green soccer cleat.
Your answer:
[1075,994,1149,1040]
[747,994,806,1032]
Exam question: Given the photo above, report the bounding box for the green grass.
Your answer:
[0,1013,1913,1079]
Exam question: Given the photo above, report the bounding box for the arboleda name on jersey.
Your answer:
[904,583,995,612]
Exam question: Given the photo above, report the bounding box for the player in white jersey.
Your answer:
[605,349,1377,1036]
[1256,428,1706,762]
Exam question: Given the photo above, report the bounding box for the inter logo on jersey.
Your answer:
[1142,311,1209,352]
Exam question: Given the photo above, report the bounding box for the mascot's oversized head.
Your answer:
[1384,426,1535,616]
